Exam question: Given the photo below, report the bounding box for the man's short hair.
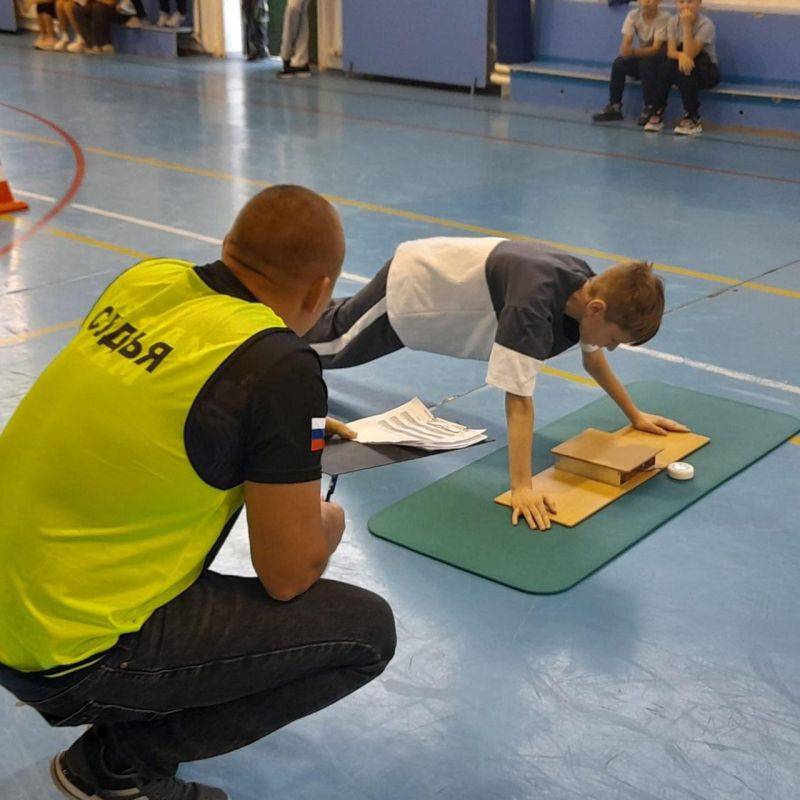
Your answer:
[589,260,665,346]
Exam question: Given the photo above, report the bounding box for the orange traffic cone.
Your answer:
[0,159,28,214]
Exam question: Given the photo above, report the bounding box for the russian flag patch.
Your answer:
[311,417,326,452]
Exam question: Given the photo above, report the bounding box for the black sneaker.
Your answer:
[51,733,228,800]
[592,103,623,123]
[277,61,312,79]
[637,106,654,126]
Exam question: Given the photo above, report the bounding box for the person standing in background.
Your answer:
[242,0,269,61]
[278,0,311,78]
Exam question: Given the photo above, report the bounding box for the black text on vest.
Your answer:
[87,306,173,373]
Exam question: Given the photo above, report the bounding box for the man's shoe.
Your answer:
[637,106,654,126]
[674,114,703,136]
[293,63,311,78]
[52,742,229,799]
[592,103,623,123]
[643,110,664,132]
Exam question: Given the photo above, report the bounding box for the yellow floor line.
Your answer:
[0,318,79,347]
[2,128,799,300]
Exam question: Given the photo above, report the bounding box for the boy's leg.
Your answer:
[71,1,92,45]
[676,52,720,117]
[23,573,396,778]
[305,260,405,369]
[609,56,639,106]
[280,0,311,67]
[90,1,114,47]
[638,55,664,110]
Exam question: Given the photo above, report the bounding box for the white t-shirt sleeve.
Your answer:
[580,341,600,354]
[621,10,636,37]
[486,342,541,397]
[695,17,716,45]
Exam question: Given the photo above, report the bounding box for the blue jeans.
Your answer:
[1,573,395,777]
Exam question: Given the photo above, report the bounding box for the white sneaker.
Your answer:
[53,35,70,51]
[117,0,136,14]
[100,44,115,54]
[166,11,186,27]
[66,37,85,53]
[156,11,170,26]
[37,37,56,51]
[125,16,142,28]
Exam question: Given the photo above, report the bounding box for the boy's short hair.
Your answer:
[588,260,664,346]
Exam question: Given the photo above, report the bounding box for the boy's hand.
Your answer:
[631,411,691,436]
[678,53,695,75]
[325,418,357,440]
[510,486,557,531]
[679,6,696,23]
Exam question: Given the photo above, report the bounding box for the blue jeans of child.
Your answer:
[0,572,396,777]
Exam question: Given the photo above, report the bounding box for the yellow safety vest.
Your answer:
[0,259,286,672]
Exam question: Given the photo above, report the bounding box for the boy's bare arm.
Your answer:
[582,349,690,435]
[633,38,665,58]
[619,34,635,59]
[505,392,556,530]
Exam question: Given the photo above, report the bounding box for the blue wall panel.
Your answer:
[343,1,488,89]
[1,0,18,33]
[531,0,800,86]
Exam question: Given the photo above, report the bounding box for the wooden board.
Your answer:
[494,426,710,527]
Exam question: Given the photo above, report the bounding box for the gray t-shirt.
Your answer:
[621,8,669,47]
[667,13,717,63]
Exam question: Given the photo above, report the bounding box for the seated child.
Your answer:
[594,0,670,126]
[305,237,688,530]
[644,0,720,136]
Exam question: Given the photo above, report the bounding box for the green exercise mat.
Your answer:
[368,381,800,593]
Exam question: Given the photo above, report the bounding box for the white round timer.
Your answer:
[667,462,695,481]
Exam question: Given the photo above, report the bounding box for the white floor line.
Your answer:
[14,190,800,398]
[621,345,800,397]
[14,189,370,284]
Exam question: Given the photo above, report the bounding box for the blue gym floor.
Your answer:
[2,34,799,800]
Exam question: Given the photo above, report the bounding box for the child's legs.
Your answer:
[90,0,114,46]
[304,260,404,369]
[674,53,719,117]
[653,58,679,111]
[280,0,311,65]
[71,1,92,44]
[37,6,56,36]
[638,56,665,109]
[608,57,640,106]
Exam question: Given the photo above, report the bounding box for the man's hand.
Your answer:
[325,417,357,440]
[678,53,695,75]
[509,485,557,531]
[631,411,691,436]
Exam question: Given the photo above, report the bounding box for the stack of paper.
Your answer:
[348,398,488,451]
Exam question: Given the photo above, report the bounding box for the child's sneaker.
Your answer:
[157,10,170,26]
[51,732,229,800]
[674,114,703,136]
[643,110,664,132]
[66,36,85,53]
[100,44,115,54]
[637,106,653,126]
[116,0,136,14]
[592,103,623,123]
[166,11,186,27]
[53,34,70,51]
[125,15,142,27]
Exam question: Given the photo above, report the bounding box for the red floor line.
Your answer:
[0,101,86,258]
[1,59,798,188]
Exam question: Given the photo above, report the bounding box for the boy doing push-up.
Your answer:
[306,237,688,530]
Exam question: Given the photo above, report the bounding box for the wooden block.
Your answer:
[551,428,663,486]
[494,426,710,527]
